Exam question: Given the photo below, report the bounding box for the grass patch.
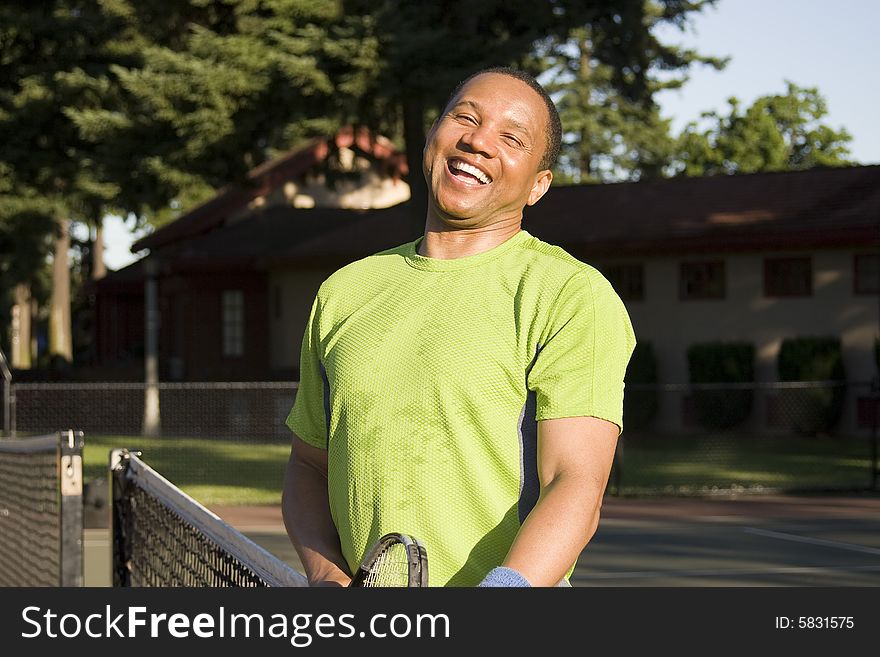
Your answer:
[612,432,875,495]
[84,434,291,506]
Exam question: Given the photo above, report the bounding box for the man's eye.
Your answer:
[503,135,523,147]
[455,114,478,124]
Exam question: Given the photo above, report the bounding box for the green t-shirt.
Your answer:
[286,229,636,586]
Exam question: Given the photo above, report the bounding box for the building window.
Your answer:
[854,253,880,294]
[679,261,725,300]
[222,290,244,357]
[602,263,645,301]
[764,257,812,297]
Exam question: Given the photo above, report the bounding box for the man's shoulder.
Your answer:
[516,231,603,281]
[514,232,625,310]
[318,240,416,295]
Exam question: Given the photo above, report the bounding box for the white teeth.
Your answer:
[451,160,491,184]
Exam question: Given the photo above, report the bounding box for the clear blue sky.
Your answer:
[654,0,879,164]
[102,0,880,270]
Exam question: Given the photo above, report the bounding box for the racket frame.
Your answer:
[350,532,428,587]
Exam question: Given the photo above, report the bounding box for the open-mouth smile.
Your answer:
[447,158,492,185]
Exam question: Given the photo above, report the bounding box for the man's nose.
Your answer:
[459,124,498,158]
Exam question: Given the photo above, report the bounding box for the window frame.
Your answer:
[679,260,726,301]
[600,262,645,302]
[854,253,880,295]
[763,256,813,298]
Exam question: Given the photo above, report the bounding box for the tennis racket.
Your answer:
[349,532,428,587]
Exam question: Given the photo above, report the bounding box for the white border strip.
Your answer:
[742,527,880,556]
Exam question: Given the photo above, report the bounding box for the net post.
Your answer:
[59,429,84,587]
[109,448,133,587]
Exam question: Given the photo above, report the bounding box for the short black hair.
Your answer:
[442,66,562,171]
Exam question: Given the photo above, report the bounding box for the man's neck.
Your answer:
[417,220,522,260]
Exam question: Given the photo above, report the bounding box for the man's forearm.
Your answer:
[502,473,603,586]
[281,456,351,586]
[498,415,619,587]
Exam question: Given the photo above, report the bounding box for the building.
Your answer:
[95,152,880,434]
[94,127,411,381]
[527,166,879,434]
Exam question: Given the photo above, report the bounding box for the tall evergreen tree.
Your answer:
[69,1,728,235]
[67,0,365,227]
[534,1,726,183]
[0,1,125,364]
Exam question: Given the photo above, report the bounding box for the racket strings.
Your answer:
[364,542,413,587]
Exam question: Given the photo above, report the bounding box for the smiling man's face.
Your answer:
[422,72,553,230]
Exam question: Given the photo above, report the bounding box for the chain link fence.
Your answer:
[6,381,298,440]
[614,380,879,495]
[2,380,878,498]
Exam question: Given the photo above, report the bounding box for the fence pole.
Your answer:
[0,347,11,437]
[142,259,161,437]
[872,378,879,491]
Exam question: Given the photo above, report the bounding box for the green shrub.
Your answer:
[777,336,846,435]
[687,342,754,430]
[624,341,658,431]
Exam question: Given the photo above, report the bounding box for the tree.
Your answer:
[0,1,127,365]
[0,196,55,367]
[67,1,730,236]
[67,0,364,228]
[672,81,854,176]
[0,1,755,367]
[535,1,727,183]
[341,0,727,227]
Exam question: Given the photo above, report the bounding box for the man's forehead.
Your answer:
[452,72,540,105]
[449,73,547,129]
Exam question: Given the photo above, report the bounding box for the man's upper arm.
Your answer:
[538,416,619,486]
[290,432,329,475]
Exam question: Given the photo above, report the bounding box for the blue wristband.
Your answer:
[477,566,532,587]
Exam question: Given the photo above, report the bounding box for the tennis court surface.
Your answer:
[6,433,875,588]
[572,494,880,586]
[192,493,880,588]
[76,493,880,587]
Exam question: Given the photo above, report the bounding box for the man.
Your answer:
[282,66,636,587]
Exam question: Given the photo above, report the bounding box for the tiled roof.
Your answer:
[527,164,880,256]
[131,127,408,252]
[123,165,880,276]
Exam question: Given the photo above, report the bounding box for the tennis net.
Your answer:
[0,430,84,587]
[110,448,308,587]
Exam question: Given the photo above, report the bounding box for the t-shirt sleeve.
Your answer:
[527,269,636,433]
[285,294,329,449]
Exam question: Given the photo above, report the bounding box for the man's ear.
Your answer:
[526,169,553,206]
